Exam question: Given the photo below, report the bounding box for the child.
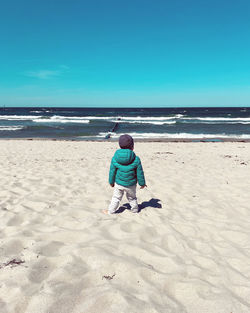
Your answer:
[103,134,146,214]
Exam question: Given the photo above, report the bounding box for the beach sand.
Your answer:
[0,140,250,313]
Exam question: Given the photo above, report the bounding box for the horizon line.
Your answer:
[1,105,250,109]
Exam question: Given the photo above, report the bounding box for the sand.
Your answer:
[0,140,250,313]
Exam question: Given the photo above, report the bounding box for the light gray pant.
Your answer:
[109,183,138,214]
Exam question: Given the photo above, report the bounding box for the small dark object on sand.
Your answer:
[102,274,116,280]
[0,258,25,269]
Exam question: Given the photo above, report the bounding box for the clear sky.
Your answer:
[0,0,250,107]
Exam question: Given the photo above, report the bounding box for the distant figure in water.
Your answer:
[103,134,147,214]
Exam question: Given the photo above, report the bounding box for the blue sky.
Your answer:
[0,0,250,107]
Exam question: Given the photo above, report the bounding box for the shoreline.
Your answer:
[0,137,250,143]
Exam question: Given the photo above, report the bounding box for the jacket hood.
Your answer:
[114,149,136,165]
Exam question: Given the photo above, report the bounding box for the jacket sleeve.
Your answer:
[109,158,117,184]
[136,157,146,186]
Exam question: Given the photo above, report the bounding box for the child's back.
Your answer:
[109,148,145,187]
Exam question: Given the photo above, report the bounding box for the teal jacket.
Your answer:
[109,149,146,187]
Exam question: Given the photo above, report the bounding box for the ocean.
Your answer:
[0,107,250,141]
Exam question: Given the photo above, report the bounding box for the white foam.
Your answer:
[70,114,183,121]
[34,118,90,124]
[95,132,250,139]
[216,121,250,124]
[49,115,90,120]
[1,113,249,129]
[0,126,24,131]
[30,115,179,124]
[81,116,117,120]
[0,115,42,120]
[0,114,91,122]
[182,120,250,125]
[110,120,176,125]
[4,114,250,125]
[84,114,250,124]
[116,115,183,121]
[185,117,250,122]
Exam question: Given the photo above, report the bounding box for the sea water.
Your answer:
[0,107,250,140]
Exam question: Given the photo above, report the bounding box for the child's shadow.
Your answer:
[116,198,162,214]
